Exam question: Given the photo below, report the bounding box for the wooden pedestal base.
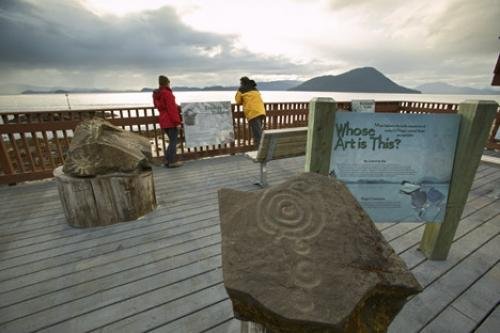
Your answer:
[54,166,156,228]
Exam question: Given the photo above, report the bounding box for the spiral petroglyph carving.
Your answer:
[292,289,316,314]
[257,181,325,247]
[256,180,325,313]
[294,260,321,289]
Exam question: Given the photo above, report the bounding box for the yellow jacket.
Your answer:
[235,90,266,120]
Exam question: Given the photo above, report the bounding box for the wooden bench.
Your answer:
[246,127,308,187]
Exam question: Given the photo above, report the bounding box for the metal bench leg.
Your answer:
[258,161,268,187]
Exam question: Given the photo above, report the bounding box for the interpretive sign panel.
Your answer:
[330,112,460,223]
[351,99,375,113]
[180,101,234,148]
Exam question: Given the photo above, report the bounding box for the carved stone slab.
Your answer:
[218,173,422,333]
[63,118,152,177]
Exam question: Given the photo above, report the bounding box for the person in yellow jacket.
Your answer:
[235,76,266,149]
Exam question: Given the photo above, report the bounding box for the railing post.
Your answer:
[304,97,337,175]
[419,100,498,260]
[486,111,500,149]
[0,135,15,176]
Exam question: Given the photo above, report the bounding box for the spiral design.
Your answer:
[293,289,315,313]
[268,193,309,227]
[256,179,325,314]
[289,180,312,193]
[257,181,324,242]
[294,260,321,289]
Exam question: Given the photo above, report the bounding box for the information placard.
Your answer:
[330,112,460,223]
[351,99,375,113]
[180,101,234,148]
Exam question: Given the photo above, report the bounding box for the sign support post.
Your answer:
[419,100,498,260]
[304,97,337,175]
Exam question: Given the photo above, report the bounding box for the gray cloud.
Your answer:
[315,0,500,87]
[424,0,500,56]
[0,0,498,91]
[327,0,396,10]
[0,0,315,90]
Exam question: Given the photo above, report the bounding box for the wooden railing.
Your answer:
[396,101,500,151]
[0,101,498,184]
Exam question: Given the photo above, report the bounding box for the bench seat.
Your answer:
[246,127,308,186]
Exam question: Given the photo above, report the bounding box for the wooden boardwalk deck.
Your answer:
[0,154,499,333]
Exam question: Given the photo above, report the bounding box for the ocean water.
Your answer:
[0,91,499,113]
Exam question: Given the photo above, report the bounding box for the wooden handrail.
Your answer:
[0,101,498,184]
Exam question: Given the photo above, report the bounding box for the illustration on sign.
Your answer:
[330,112,460,223]
[351,99,375,113]
[180,101,235,148]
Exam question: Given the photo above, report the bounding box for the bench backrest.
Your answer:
[255,127,308,162]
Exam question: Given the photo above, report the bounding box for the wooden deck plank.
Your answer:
[0,170,250,226]
[0,196,209,249]
[0,214,64,235]
[448,262,500,322]
[475,305,500,333]
[388,234,500,333]
[0,259,222,332]
[0,155,498,332]
[0,243,221,320]
[470,167,500,187]
[0,158,303,251]
[420,306,476,333]
[0,161,300,288]
[149,299,234,333]
[0,207,217,262]
[398,200,500,270]
[0,216,219,282]
[413,218,500,288]
[8,209,495,326]
[0,235,221,309]
[95,285,229,333]
[0,167,301,266]
[1,200,61,223]
[377,195,500,259]
[421,262,500,332]
[0,155,277,220]
[0,223,220,293]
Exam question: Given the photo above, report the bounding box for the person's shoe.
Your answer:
[167,161,183,168]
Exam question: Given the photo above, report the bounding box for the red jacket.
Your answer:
[153,87,181,128]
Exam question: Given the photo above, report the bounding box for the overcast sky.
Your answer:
[0,0,499,92]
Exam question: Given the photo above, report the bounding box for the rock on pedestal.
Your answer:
[54,166,156,228]
[63,118,152,177]
[218,173,422,333]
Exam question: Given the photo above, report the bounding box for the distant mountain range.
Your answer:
[141,80,303,92]
[8,67,500,95]
[21,88,137,94]
[141,86,237,92]
[256,80,303,90]
[414,82,500,95]
[289,67,420,94]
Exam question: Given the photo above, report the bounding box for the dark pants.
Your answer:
[164,127,178,165]
[249,115,265,149]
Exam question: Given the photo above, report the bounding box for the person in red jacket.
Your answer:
[153,75,183,168]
